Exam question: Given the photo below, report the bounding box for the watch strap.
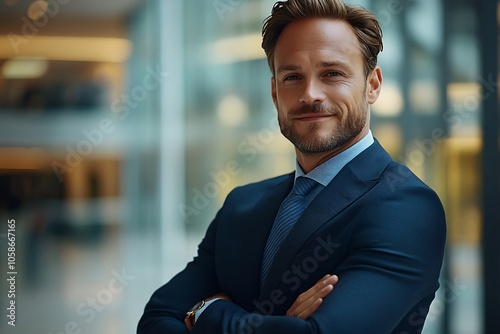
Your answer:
[184,300,205,330]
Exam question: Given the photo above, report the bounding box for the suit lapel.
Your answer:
[258,140,392,301]
[234,173,294,309]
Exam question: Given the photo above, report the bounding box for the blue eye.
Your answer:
[326,72,341,77]
[284,75,300,81]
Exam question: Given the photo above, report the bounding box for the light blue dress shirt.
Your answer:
[295,130,374,201]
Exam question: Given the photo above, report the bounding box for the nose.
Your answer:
[299,79,326,105]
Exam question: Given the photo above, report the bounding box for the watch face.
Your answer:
[189,300,204,313]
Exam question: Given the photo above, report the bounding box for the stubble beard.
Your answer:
[278,99,368,154]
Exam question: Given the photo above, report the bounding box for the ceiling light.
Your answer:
[210,33,265,64]
[2,57,49,79]
[0,36,132,63]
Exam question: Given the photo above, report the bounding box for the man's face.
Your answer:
[271,18,381,154]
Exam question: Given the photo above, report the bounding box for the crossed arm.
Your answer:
[137,248,338,334]
[139,226,443,334]
[138,187,446,333]
[212,274,339,320]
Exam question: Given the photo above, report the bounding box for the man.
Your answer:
[138,0,446,333]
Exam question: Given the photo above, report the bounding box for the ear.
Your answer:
[366,66,382,104]
[271,76,278,109]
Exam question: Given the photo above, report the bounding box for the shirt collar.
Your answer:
[295,130,374,186]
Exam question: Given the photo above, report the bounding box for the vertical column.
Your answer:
[158,0,187,280]
[478,0,500,333]
[440,0,451,332]
[399,1,412,152]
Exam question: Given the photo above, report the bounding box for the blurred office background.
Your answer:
[0,0,498,333]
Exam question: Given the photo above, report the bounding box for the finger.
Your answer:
[295,274,333,304]
[288,283,333,317]
[287,275,336,315]
[322,274,338,286]
[296,298,323,319]
[286,274,339,317]
[300,274,337,304]
[329,274,339,285]
[292,284,334,316]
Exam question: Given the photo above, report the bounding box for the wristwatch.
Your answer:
[184,300,205,330]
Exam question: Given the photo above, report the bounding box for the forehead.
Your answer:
[274,18,363,70]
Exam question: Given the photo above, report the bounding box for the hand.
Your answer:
[286,274,338,319]
[206,292,232,303]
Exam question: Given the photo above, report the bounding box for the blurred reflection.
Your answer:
[0,61,119,112]
[27,0,48,21]
[371,81,404,117]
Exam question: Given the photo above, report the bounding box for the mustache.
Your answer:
[289,104,340,117]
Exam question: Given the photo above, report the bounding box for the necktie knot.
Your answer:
[291,176,318,196]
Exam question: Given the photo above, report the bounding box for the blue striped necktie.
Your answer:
[260,176,319,286]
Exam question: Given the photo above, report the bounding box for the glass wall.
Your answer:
[182,0,294,236]
[0,1,145,333]
[444,1,483,333]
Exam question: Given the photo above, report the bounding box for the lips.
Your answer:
[294,113,334,121]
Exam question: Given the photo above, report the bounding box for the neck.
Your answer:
[296,127,369,173]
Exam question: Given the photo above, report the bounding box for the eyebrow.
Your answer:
[276,60,351,73]
[276,64,301,73]
[317,60,350,69]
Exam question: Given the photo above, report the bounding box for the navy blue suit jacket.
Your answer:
[138,140,446,333]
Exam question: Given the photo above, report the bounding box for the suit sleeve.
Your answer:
[191,185,446,333]
[137,208,222,333]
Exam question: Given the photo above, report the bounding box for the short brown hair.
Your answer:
[262,0,383,76]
